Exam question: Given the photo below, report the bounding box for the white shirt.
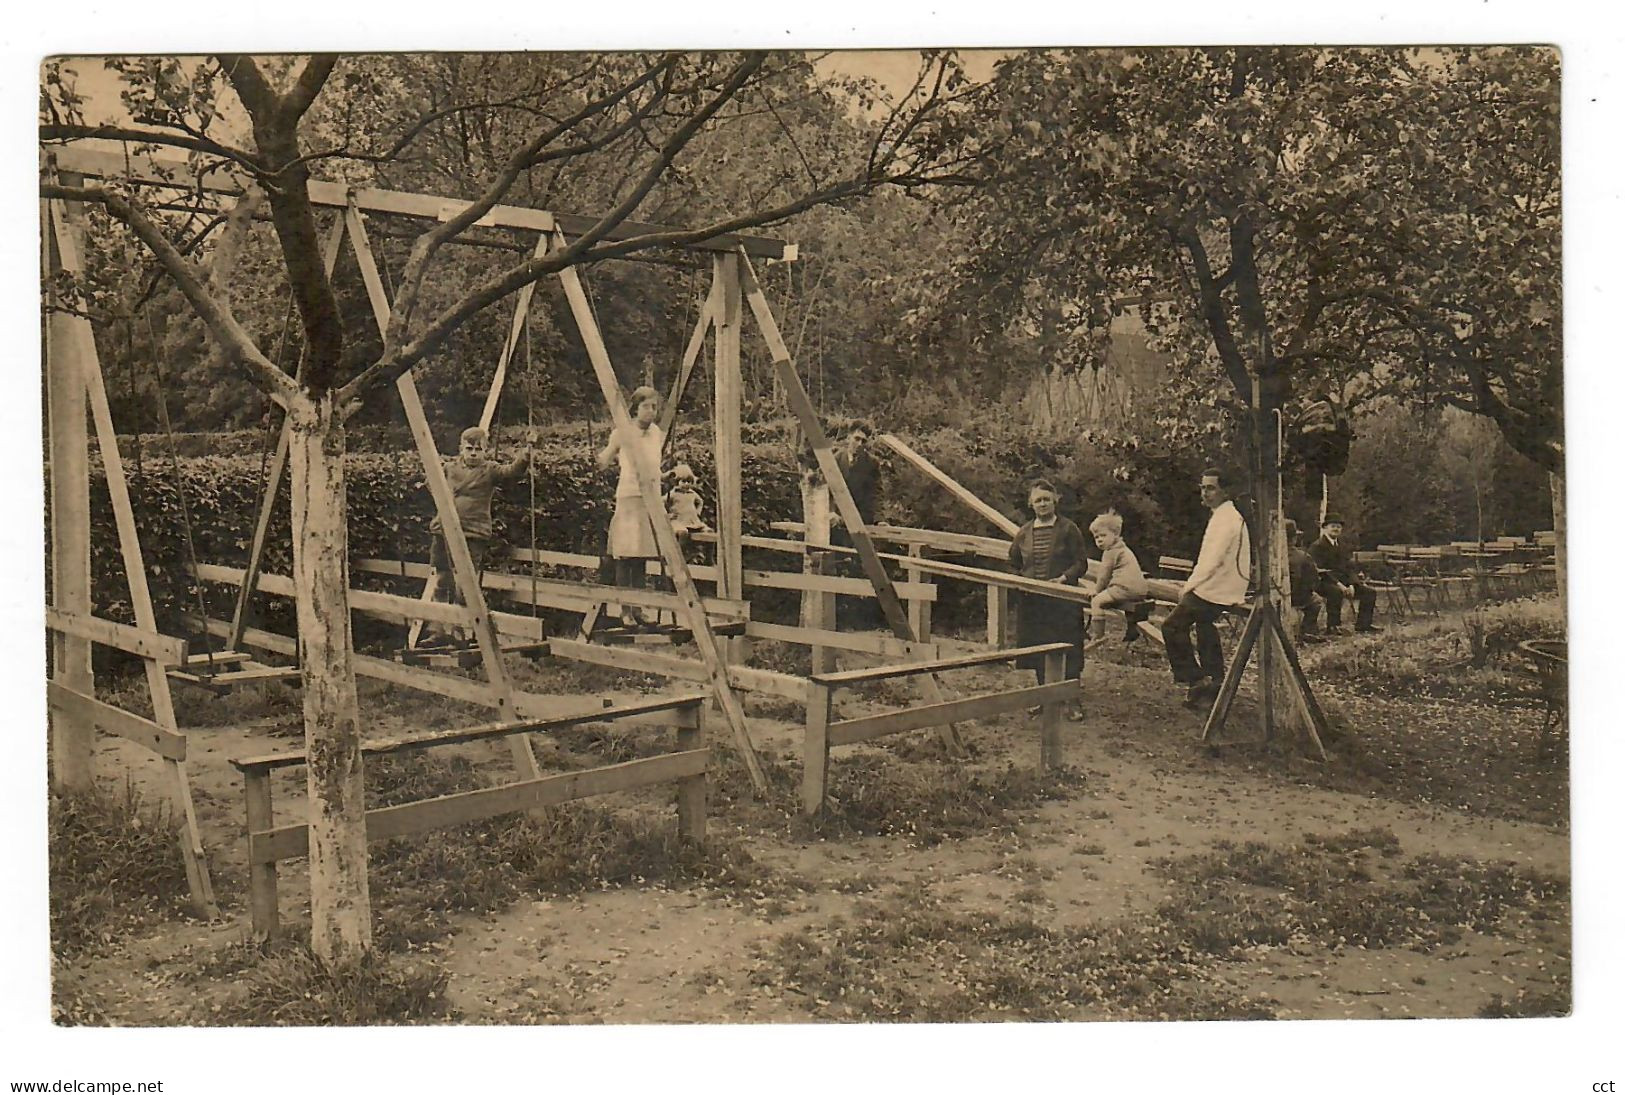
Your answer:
[614,423,664,499]
[1185,500,1251,605]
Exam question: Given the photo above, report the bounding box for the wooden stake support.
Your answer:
[347,201,541,782]
[737,251,966,756]
[44,197,218,917]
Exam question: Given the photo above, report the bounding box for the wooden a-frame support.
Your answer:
[553,231,770,793]
[345,200,543,782]
[737,251,966,758]
[44,197,219,916]
[1199,380,1330,760]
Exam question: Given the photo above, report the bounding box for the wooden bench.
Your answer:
[230,692,710,940]
[800,642,1075,815]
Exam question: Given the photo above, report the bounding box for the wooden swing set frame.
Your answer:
[44,139,1122,923]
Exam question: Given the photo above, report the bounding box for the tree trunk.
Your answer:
[287,392,372,963]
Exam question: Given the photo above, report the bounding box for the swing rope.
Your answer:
[523,304,539,620]
[143,305,217,672]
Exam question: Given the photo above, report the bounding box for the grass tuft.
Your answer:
[49,781,194,957]
[207,941,452,1026]
[802,757,1085,845]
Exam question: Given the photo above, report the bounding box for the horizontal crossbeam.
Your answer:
[46,146,789,257]
[828,680,1077,747]
[247,749,709,864]
[48,681,188,760]
[812,642,1074,687]
[45,608,188,665]
[231,693,706,772]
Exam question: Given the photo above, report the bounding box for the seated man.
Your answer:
[1308,514,1380,634]
[1164,468,1251,709]
[1285,519,1323,641]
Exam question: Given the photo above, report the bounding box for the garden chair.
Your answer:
[1354,550,1407,623]
[1403,545,1448,616]
[1517,639,1567,761]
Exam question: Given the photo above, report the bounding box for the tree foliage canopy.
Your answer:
[915,47,1561,470]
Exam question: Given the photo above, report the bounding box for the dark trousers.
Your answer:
[1164,592,1228,686]
[430,534,492,603]
[1295,592,1324,634]
[1317,577,1376,629]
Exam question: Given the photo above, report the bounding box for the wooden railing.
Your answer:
[800,642,1075,815]
[230,693,709,940]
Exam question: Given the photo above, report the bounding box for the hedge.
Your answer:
[52,423,1214,655]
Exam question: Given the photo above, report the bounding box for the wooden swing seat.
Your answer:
[167,650,302,692]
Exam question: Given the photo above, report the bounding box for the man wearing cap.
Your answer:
[1165,468,1251,709]
[1309,515,1380,634]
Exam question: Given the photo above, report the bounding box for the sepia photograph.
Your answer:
[11,5,1621,1089]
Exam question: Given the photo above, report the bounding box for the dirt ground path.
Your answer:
[432,733,1566,1023]
[67,658,1569,1025]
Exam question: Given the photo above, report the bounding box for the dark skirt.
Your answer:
[1014,590,1084,680]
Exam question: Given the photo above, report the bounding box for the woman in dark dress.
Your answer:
[1008,479,1087,716]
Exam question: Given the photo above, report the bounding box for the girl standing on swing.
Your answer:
[596,385,665,629]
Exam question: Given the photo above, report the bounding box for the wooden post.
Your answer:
[713,253,745,662]
[1040,648,1065,770]
[51,200,217,915]
[876,433,1019,537]
[988,586,1011,649]
[244,768,280,941]
[676,703,707,843]
[801,473,836,675]
[346,203,540,783]
[737,252,963,755]
[658,287,717,440]
[802,681,833,816]
[43,199,94,792]
[905,543,933,644]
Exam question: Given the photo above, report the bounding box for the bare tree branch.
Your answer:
[43,182,299,405]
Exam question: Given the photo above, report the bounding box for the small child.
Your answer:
[424,425,530,646]
[1085,509,1150,646]
[665,463,710,545]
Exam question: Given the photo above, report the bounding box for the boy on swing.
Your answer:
[422,425,532,647]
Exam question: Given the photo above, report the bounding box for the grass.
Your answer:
[355,751,795,953]
[1083,596,1569,826]
[755,892,1276,1022]
[755,826,1569,1022]
[1153,827,1568,954]
[205,940,453,1026]
[803,757,1086,846]
[49,781,195,957]
[1302,594,1564,705]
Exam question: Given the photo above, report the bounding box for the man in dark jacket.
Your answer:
[1285,519,1323,641]
[1309,515,1380,633]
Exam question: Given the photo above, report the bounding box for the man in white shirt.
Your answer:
[1164,467,1252,708]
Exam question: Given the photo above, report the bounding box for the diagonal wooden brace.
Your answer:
[736,250,965,755]
[553,229,769,795]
